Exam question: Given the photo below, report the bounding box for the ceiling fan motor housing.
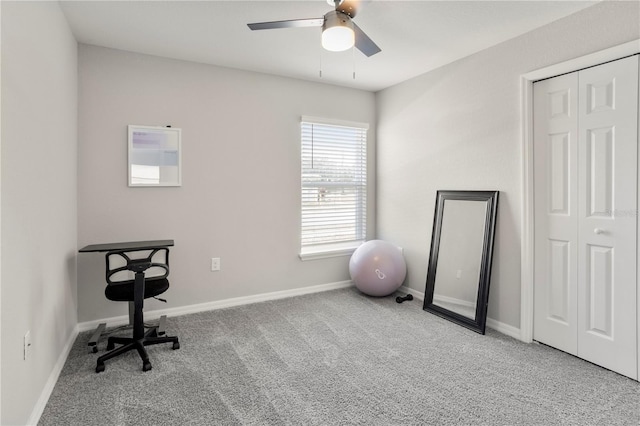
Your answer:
[322,11,355,52]
[329,0,358,18]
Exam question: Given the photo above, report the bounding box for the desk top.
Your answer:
[79,240,174,253]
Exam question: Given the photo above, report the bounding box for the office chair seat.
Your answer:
[105,277,169,302]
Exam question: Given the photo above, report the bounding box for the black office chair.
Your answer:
[95,247,179,373]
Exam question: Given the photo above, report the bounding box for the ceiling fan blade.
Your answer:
[247,18,323,31]
[353,22,381,57]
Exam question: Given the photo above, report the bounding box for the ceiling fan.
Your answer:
[247,0,381,57]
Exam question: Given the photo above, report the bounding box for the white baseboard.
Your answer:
[486,318,521,340]
[78,280,354,332]
[399,285,521,340]
[27,326,79,426]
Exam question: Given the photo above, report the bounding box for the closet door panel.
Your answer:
[533,73,579,354]
[577,55,638,379]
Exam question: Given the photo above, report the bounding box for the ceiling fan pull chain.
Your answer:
[319,47,323,78]
[352,45,356,79]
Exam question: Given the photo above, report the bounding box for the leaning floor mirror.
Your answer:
[423,190,499,334]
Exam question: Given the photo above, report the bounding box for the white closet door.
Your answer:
[533,73,579,354]
[577,56,638,379]
[534,55,639,380]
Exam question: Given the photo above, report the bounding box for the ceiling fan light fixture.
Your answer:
[321,11,354,52]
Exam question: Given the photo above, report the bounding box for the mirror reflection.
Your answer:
[423,190,499,334]
[432,199,487,319]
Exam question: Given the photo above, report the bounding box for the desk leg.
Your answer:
[88,323,106,353]
[158,315,167,336]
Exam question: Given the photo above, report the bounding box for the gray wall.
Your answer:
[1,2,78,424]
[77,45,376,322]
[375,1,640,329]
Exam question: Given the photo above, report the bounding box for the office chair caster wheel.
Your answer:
[172,342,180,350]
[96,363,105,373]
[142,362,152,372]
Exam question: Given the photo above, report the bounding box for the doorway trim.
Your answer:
[519,39,640,343]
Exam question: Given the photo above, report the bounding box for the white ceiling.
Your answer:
[59,0,598,92]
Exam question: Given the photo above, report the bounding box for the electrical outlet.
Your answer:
[211,257,221,272]
[24,331,32,361]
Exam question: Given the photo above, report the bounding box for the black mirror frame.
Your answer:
[423,190,499,334]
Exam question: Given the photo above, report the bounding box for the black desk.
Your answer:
[79,239,175,354]
[79,239,174,253]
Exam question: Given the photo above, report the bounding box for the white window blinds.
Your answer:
[301,118,368,248]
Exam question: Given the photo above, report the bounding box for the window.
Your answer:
[300,117,368,259]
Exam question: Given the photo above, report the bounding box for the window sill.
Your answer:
[299,241,364,261]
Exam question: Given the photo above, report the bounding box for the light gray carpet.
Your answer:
[40,287,640,425]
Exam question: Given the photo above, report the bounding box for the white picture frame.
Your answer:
[128,125,182,187]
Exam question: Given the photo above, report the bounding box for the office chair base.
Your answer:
[95,326,179,373]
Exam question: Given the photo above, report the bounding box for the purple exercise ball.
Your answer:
[349,240,407,297]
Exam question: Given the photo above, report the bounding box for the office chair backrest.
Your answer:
[106,248,169,284]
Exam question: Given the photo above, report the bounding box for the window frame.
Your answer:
[299,116,369,261]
